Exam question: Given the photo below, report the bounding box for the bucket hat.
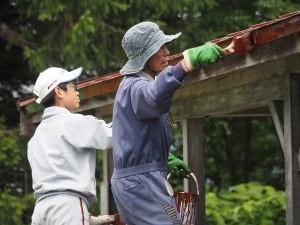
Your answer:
[33,67,82,104]
[120,22,181,75]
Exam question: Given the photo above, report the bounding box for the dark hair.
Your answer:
[40,83,68,108]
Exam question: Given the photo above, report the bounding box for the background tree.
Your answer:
[204,117,284,191]
[0,0,34,127]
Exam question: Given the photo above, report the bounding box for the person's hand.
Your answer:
[167,152,191,179]
[182,43,225,72]
[89,214,114,225]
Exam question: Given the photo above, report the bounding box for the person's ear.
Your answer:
[54,86,64,99]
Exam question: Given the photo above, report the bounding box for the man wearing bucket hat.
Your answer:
[28,67,114,225]
[111,22,224,224]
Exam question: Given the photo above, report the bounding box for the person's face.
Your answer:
[55,82,80,111]
[146,45,170,73]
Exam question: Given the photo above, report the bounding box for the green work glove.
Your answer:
[167,152,191,179]
[183,43,225,71]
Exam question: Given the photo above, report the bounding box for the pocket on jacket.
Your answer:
[121,175,144,191]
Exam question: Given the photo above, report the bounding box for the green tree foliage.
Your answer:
[3,0,298,75]
[0,190,34,225]
[11,0,218,75]
[204,117,285,191]
[171,117,284,191]
[206,182,286,225]
[0,116,34,224]
[0,1,35,127]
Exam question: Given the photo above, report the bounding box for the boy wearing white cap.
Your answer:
[28,67,113,225]
[111,22,224,224]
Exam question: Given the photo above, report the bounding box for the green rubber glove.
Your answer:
[183,43,225,71]
[167,152,191,179]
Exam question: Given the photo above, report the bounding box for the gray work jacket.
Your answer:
[112,67,182,178]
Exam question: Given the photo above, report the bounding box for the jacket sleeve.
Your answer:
[65,114,112,150]
[130,67,182,120]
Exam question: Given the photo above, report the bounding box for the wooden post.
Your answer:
[101,148,118,215]
[284,73,300,225]
[182,118,205,225]
[20,109,38,136]
[94,110,117,215]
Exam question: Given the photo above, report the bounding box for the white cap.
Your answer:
[33,67,82,104]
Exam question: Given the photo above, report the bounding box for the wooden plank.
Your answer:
[22,100,43,114]
[269,101,284,150]
[175,56,287,102]
[220,106,270,117]
[77,58,287,119]
[75,56,289,121]
[182,119,205,225]
[171,76,284,120]
[79,76,121,100]
[23,56,288,127]
[283,73,300,225]
[76,93,115,114]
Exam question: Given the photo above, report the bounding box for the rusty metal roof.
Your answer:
[18,11,300,109]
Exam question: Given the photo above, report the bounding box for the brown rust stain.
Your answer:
[252,15,300,45]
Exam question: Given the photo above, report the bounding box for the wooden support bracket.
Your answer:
[269,101,284,151]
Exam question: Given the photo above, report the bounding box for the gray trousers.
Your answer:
[111,171,182,225]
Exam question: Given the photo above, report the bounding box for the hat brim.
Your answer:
[60,67,83,83]
[120,32,181,75]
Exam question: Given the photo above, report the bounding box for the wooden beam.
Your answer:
[19,35,300,118]
[283,73,300,225]
[77,93,115,115]
[171,76,284,120]
[18,42,300,135]
[180,55,287,99]
[182,119,205,225]
[220,106,271,117]
[269,101,284,150]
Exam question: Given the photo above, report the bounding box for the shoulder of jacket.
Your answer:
[70,113,98,121]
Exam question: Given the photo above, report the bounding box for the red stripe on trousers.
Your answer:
[79,198,85,225]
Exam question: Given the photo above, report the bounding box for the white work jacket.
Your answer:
[27,106,112,206]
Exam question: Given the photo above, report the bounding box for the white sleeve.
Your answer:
[65,114,112,150]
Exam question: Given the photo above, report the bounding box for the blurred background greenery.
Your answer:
[0,0,299,224]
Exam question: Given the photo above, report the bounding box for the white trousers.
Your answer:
[31,194,89,225]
